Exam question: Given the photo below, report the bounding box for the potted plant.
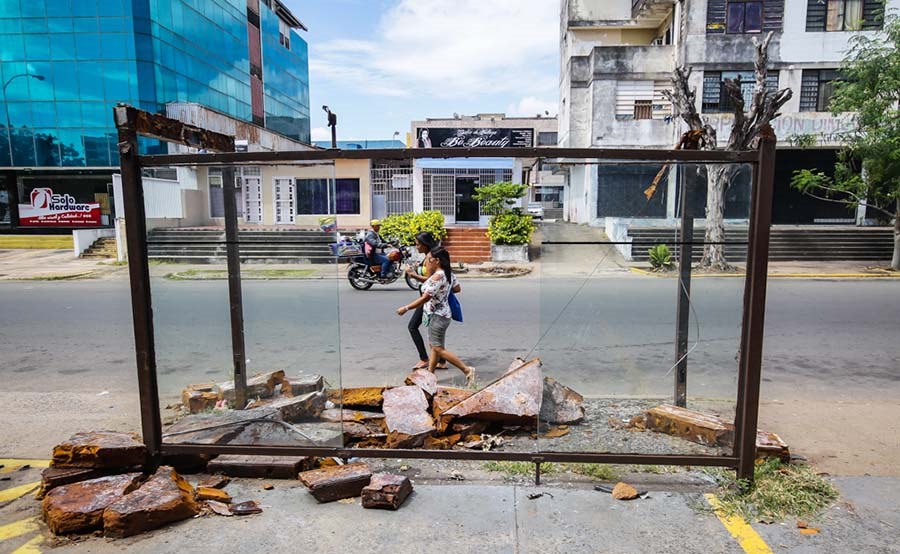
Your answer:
[473,182,534,262]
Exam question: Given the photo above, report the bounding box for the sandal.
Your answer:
[412,361,429,370]
[435,363,449,370]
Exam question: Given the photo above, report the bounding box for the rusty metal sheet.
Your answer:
[405,369,438,396]
[432,387,473,432]
[103,466,199,538]
[644,404,734,447]
[119,105,235,152]
[442,358,542,424]
[327,387,385,408]
[206,455,315,479]
[361,473,412,510]
[382,386,435,447]
[299,462,372,503]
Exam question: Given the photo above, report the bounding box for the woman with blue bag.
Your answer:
[397,247,475,386]
[405,232,449,370]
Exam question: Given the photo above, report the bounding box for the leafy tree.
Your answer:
[472,182,528,215]
[473,181,535,246]
[791,13,900,270]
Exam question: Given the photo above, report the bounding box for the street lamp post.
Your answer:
[3,73,45,165]
[322,105,337,148]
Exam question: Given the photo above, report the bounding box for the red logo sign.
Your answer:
[19,187,101,227]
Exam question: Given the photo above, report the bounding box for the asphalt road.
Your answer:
[1,276,899,462]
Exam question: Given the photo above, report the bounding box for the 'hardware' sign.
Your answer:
[19,187,101,227]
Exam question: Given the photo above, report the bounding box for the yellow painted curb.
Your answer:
[10,534,43,554]
[0,236,73,249]
[0,517,40,542]
[630,267,900,279]
[0,460,51,475]
[705,494,774,554]
[0,482,40,503]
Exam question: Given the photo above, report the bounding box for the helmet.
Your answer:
[370,219,381,226]
[387,250,402,262]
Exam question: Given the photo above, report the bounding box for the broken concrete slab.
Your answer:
[442,358,542,424]
[52,432,147,469]
[504,357,527,375]
[103,466,199,538]
[217,370,287,404]
[644,404,734,447]
[298,462,373,503]
[341,421,374,441]
[181,383,220,414]
[206,455,316,479]
[163,408,278,444]
[196,475,230,489]
[431,387,473,432]
[361,473,412,510]
[319,408,385,424]
[405,369,438,396]
[382,386,435,448]
[228,420,343,447]
[38,467,133,499]
[327,387,385,408]
[196,487,232,503]
[266,391,327,421]
[756,430,790,462]
[540,377,585,425]
[281,374,325,397]
[41,473,143,535]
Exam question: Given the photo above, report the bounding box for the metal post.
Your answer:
[735,126,777,481]
[674,166,692,407]
[222,167,248,409]
[535,462,542,486]
[114,105,162,459]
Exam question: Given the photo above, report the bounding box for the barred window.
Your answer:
[800,69,841,112]
[702,71,780,113]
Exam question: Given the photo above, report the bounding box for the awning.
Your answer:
[415,157,515,169]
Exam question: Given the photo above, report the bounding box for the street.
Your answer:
[1,275,898,473]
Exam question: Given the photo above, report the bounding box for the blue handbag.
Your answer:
[449,291,463,323]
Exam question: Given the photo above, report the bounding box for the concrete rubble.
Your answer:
[299,462,374,503]
[42,473,144,534]
[103,466,199,538]
[540,377,585,424]
[361,473,413,510]
[442,358,543,424]
[52,431,147,469]
[405,369,438,396]
[206,455,316,479]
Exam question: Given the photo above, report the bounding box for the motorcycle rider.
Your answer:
[365,219,391,279]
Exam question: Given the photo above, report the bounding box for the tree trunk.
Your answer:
[892,202,900,271]
[699,165,733,271]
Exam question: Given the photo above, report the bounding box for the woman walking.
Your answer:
[405,232,449,370]
[397,247,475,386]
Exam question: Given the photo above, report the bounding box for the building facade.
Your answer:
[410,114,562,225]
[559,0,894,228]
[0,0,310,232]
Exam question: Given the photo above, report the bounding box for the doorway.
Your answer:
[242,176,262,224]
[455,176,480,223]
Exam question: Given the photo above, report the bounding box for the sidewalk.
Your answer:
[2,458,898,554]
[0,249,121,281]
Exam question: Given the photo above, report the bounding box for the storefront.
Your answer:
[414,158,518,226]
[1,170,115,233]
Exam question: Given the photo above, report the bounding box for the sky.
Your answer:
[283,0,560,142]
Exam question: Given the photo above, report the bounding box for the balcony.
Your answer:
[631,0,676,21]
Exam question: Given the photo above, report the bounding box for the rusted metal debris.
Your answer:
[405,369,438,396]
[442,358,542,424]
[197,475,230,489]
[42,473,143,535]
[52,432,147,469]
[318,408,385,423]
[196,487,232,503]
[327,387,385,408]
[38,467,134,499]
[229,500,263,515]
[299,462,373,503]
[611,482,640,500]
[382,386,435,448]
[431,387,473,432]
[103,466,199,538]
[361,473,412,510]
[206,455,316,479]
[644,404,735,447]
[180,371,324,412]
[120,104,235,152]
[756,431,790,462]
[540,377,585,425]
[262,391,327,421]
[218,370,287,405]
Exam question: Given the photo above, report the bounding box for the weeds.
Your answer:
[706,459,838,522]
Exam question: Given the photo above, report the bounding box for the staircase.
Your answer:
[146,229,335,264]
[628,226,895,262]
[81,237,117,259]
[442,227,492,263]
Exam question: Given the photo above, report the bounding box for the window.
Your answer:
[278,19,291,50]
[702,71,780,113]
[615,81,672,120]
[807,0,883,31]
[727,1,763,33]
[537,132,558,146]
[209,171,224,218]
[800,70,842,111]
[295,178,360,215]
[335,179,360,215]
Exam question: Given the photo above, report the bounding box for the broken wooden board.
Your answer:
[42,473,143,535]
[405,369,438,396]
[442,358,542,424]
[206,455,316,479]
[51,432,147,469]
[327,387,385,408]
[540,377,585,425]
[382,386,435,448]
[103,467,199,538]
[361,473,412,510]
[644,404,734,447]
[298,462,373,503]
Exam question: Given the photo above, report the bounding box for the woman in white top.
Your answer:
[396,247,475,386]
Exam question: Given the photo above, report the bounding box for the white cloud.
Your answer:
[310,127,331,141]
[310,0,559,99]
[507,96,558,117]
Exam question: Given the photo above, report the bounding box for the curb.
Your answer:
[630,267,900,279]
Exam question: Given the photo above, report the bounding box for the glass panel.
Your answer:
[335,178,360,215]
[745,2,763,32]
[726,2,745,33]
[538,160,750,462]
[844,0,863,30]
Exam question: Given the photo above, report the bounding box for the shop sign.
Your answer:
[18,187,101,227]
[417,128,534,148]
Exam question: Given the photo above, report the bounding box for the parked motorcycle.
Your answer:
[346,238,419,291]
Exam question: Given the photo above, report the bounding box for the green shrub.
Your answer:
[378,210,447,245]
[648,244,674,270]
[472,181,529,214]
[487,213,535,245]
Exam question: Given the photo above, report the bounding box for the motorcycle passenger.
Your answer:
[365,219,391,279]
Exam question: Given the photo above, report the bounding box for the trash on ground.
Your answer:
[229,500,263,516]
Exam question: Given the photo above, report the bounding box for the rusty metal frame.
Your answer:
[115,105,775,481]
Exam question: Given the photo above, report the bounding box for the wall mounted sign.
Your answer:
[19,187,101,227]
[417,128,534,148]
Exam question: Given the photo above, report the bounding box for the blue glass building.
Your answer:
[0,0,310,230]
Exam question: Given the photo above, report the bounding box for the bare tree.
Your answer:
[663,32,792,270]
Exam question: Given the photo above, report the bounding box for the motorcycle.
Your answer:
[346,238,420,291]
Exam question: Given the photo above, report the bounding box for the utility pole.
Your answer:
[323,105,337,148]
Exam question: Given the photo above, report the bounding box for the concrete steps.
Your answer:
[81,237,117,259]
[628,226,895,262]
[442,228,491,263]
[147,228,336,264]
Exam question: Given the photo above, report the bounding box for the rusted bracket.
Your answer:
[114,104,235,153]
